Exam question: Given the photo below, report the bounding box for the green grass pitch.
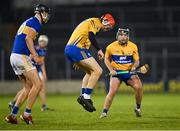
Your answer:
[0,93,180,130]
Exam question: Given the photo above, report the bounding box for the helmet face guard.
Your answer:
[116,28,130,45]
[34,4,51,24]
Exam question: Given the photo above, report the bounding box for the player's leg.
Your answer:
[19,69,42,124]
[81,73,90,95]
[76,57,102,112]
[78,57,102,92]
[5,75,32,124]
[5,54,33,124]
[8,89,23,110]
[127,75,143,117]
[38,71,53,111]
[77,73,91,111]
[39,78,46,111]
[24,69,42,108]
[100,77,121,118]
[9,74,32,109]
[65,46,102,112]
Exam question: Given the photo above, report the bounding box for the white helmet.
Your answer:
[38,35,48,46]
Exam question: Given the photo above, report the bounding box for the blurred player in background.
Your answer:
[8,35,52,112]
[5,4,51,124]
[100,28,143,118]
[65,14,115,112]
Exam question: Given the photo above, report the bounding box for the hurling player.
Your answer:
[5,4,51,124]
[100,28,143,118]
[65,14,115,112]
[8,35,52,112]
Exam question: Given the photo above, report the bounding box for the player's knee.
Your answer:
[94,67,103,76]
[133,84,142,91]
[24,87,31,94]
[35,80,43,90]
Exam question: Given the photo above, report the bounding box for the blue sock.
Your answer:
[81,88,86,95]
[84,88,93,99]
[11,106,19,116]
[84,88,93,95]
[103,109,109,113]
[25,108,31,114]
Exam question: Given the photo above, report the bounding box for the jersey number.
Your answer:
[17,22,26,35]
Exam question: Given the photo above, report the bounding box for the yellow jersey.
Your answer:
[67,18,102,49]
[105,40,139,70]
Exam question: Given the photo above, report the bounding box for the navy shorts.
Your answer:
[64,45,92,63]
[112,70,136,85]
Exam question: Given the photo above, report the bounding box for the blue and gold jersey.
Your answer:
[105,40,139,70]
[67,18,102,49]
[12,17,41,56]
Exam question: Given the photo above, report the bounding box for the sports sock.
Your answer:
[83,88,93,99]
[81,88,86,95]
[11,106,19,117]
[24,108,31,117]
[136,103,141,109]
[103,108,109,113]
[42,104,46,108]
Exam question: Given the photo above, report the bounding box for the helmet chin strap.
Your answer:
[39,11,45,24]
[119,41,128,45]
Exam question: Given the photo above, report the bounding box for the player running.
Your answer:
[100,28,143,118]
[8,35,52,112]
[64,14,115,112]
[5,4,51,124]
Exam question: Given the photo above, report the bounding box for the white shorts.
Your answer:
[10,53,36,75]
[38,71,44,80]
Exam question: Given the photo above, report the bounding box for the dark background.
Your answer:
[0,0,180,84]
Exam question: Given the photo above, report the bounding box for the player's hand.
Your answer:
[109,70,117,76]
[97,50,104,60]
[33,55,42,65]
[131,66,136,71]
[73,63,80,70]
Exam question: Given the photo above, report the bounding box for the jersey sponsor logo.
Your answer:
[112,55,133,64]
[119,56,126,60]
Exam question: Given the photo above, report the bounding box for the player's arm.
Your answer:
[104,57,113,72]
[89,32,104,60]
[89,32,100,50]
[25,28,37,57]
[131,60,140,71]
[25,28,41,64]
[131,45,140,71]
[40,58,47,81]
[104,47,117,75]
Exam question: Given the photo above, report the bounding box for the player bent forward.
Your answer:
[65,14,115,112]
[100,28,143,118]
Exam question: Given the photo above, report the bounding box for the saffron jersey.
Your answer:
[67,18,102,49]
[105,40,139,70]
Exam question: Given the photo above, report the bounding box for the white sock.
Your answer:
[83,93,91,99]
[24,112,31,117]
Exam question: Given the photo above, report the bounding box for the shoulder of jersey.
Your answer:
[128,40,137,47]
[25,17,37,27]
[88,18,101,27]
